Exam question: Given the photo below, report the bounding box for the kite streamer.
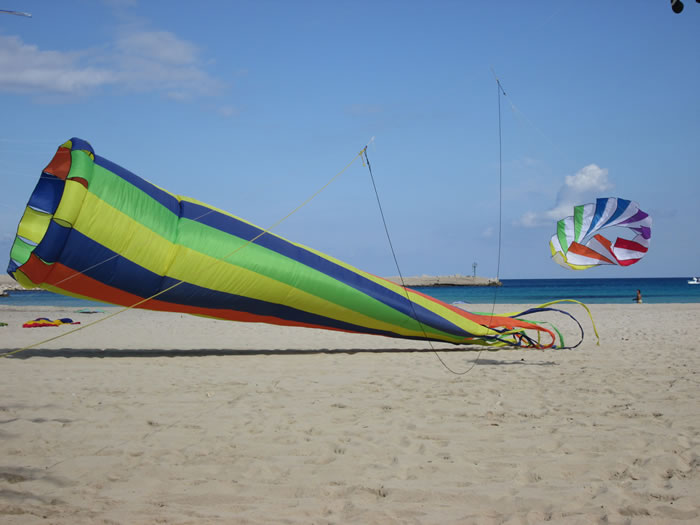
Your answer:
[550,198,651,270]
[8,138,592,349]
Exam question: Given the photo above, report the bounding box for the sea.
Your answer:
[1,277,699,307]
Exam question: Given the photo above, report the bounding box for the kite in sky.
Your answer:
[550,197,651,270]
[0,9,32,17]
[8,138,592,349]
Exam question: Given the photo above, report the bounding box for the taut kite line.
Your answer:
[8,138,592,349]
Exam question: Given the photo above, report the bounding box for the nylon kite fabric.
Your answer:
[8,138,589,349]
[549,198,651,270]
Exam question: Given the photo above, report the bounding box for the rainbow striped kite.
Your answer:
[550,198,651,270]
[8,138,589,349]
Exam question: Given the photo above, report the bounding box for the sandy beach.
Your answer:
[1,298,699,524]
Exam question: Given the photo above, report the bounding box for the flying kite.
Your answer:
[0,9,32,17]
[8,138,591,349]
[550,197,651,270]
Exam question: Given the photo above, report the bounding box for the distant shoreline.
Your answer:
[384,275,501,287]
[0,274,27,295]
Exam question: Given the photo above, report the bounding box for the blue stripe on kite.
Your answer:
[69,138,94,155]
[585,198,609,239]
[57,229,163,297]
[93,154,181,216]
[33,220,72,263]
[605,198,631,226]
[28,173,64,214]
[44,230,473,340]
[7,259,19,275]
[178,200,467,337]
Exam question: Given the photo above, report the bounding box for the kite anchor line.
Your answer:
[456,70,509,374]
[361,147,477,375]
[486,70,599,349]
[489,67,507,299]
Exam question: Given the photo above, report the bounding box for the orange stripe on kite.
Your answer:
[42,146,72,180]
[568,241,616,265]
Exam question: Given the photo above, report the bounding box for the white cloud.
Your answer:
[0,30,223,98]
[481,226,495,239]
[217,105,240,118]
[0,36,115,94]
[563,164,612,193]
[515,164,614,227]
[518,211,539,228]
[115,30,198,66]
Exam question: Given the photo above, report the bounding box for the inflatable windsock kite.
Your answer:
[8,138,592,349]
[550,198,651,270]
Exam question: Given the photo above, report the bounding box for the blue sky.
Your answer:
[1,1,698,280]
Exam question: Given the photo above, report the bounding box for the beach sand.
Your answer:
[0,300,699,524]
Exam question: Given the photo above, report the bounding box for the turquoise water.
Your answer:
[1,290,113,307]
[416,278,700,305]
[2,277,699,306]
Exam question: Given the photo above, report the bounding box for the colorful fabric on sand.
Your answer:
[550,198,651,270]
[7,138,593,349]
[23,317,80,328]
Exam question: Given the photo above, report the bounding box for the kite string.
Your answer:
[362,149,474,375]
[1,148,367,359]
[458,72,508,374]
[495,75,505,289]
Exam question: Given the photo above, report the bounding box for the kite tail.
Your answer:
[449,299,598,350]
[394,284,596,349]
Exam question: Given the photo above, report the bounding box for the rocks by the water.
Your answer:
[384,274,501,287]
[0,274,39,296]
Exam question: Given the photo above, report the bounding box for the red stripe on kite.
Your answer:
[42,147,72,180]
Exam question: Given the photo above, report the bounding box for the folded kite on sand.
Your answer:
[7,138,594,349]
[22,317,80,328]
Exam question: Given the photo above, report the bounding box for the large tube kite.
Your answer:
[8,138,588,349]
[550,198,651,270]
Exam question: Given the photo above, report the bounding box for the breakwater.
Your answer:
[385,275,501,287]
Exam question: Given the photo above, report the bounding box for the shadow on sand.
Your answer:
[6,347,558,365]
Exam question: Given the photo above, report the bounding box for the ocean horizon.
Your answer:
[2,277,698,307]
[417,277,700,305]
